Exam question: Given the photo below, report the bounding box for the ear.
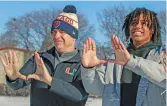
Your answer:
[149,29,154,39]
[151,29,154,34]
[150,26,154,34]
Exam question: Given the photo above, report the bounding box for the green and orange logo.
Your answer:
[65,67,77,76]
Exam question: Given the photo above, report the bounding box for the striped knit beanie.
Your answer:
[51,5,79,39]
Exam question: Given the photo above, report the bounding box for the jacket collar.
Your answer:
[41,47,81,66]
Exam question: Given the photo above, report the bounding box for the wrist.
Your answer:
[8,76,17,81]
[7,76,18,82]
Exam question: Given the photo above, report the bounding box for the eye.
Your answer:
[51,30,57,35]
[59,30,65,34]
[141,21,146,25]
[131,20,137,26]
[142,19,149,26]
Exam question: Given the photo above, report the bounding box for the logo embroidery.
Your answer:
[65,67,77,76]
[57,15,74,25]
[54,21,60,28]
[65,67,71,74]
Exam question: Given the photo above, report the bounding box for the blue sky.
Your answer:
[0,1,166,43]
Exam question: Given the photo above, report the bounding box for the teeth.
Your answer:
[134,32,141,34]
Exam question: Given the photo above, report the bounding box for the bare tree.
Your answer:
[96,42,113,59]
[5,8,60,50]
[97,4,132,42]
[96,4,132,57]
[76,12,95,48]
[4,7,94,51]
[0,32,19,48]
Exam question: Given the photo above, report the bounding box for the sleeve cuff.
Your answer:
[125,54,138,69]
[6,76,18,83]
[81,66,97,78]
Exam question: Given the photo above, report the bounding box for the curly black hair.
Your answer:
[122,8,161,45]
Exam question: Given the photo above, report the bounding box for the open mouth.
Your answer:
[132,30,143,36]
[134,31,142,34]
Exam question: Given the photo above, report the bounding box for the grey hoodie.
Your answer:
[81,47,166,106]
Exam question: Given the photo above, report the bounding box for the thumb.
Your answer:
[18,73,27,80]
[99,59,108,64]
[27,74,40,81]
[107,59,116,63]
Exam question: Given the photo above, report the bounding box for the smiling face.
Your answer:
[51,29,76,54]
[129,13,153,48]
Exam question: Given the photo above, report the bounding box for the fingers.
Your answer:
[107,59,117,63]
[0,56,6,67]
[111,38,116,50]
[111,35,119,50]
[34,52,40,60]
[40,58,46,70]
[100,59,117,64]
[0,56,9,74]
[83,38,95,54]
[86,38,89,52]
[13,52,18,63]
[34,52,42,66]
[87,38,95,51]
[113,35,121,49]
[82,44,86,55]
[8,50,13,64]
[4,51,16,64]
[99,59,108,64]
[18,73,27,80]
[112,35,118,49]
[27,74,40,81]
[88,38,93,50]
[5,53,9,65]
[111,34,125,51]
[91,39,96,51]
[119,40,127,51]
[34,52,46,73]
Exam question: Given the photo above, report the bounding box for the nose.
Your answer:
[135,21,142,29]
[52,30,61,39]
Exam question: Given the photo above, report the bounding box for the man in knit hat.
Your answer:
[0,5,88,106]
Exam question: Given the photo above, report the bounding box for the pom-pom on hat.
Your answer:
[51,5,79,39]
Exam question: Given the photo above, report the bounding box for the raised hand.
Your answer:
[81,38,108,68]
[27,52,52,85]
[0,51,26,80]
[108,35,130,65]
